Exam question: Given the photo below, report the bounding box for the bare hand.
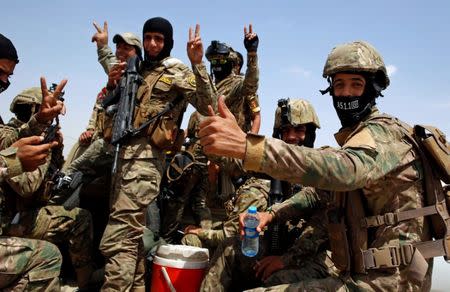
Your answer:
[187,24,203,65]
[35,77,66,124]
[199,96,246,159]
[239,211,274,237]
[107,62,126,89]
[254,256,285,281]
[13,136,58,172]
[92,21,109,48]
[184,225,202,235]
[79,130,94,145]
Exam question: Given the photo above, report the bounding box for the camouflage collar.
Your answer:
[334,107,380,146]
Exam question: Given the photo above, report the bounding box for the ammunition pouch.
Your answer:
[148,116,178,150]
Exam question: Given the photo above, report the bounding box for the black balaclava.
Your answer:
[211,61,233,82]
[322,72,382,128]
[142,17,173,67]
[0,34,19,93]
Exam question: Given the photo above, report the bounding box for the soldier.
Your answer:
[0,33,62,291]
[98,18,216,291]
[159,111,213,243]
[1,87,101,290]
[200,99,336,291]
[199,41,434,291]
[64,22,142,166]
[205,24,260,134]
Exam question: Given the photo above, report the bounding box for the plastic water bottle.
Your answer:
[241,206,260,257]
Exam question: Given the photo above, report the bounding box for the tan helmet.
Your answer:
[10,87,42,114]
[274,98,321,130]
[322,41,390,89]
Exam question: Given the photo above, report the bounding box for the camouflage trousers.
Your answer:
[62,141,90,171]
[161,163,212,242]
[182,177,269,249]
[200,236,334,292]
[244,259,433,292]
[65,138,113,178]
[6,205,94,269]
[0,236,61,291]
[100,157,163,292]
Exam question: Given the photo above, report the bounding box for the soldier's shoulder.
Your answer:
[162,57,189,73]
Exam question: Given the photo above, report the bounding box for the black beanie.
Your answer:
[0,34,19,63]
[142,17,173,62]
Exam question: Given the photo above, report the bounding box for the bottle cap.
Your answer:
[248,206,257,214]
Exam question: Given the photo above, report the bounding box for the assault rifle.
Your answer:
[41,83,65,144]
[102,56,142,175]
[266,98,291,255]
[103,56,186,176]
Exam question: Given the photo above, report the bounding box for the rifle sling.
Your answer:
[131,94,185,137]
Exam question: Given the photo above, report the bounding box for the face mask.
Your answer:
[332,95,374,128]
[0,79,10,94]
[212,62,232,82]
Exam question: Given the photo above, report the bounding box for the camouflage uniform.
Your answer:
[99,57,216,291]
[216,51,259,133]
[182,171,270,248]
[160,111,212,242]
[200,183,336,291]
[239,42,432,291]
[63,88,108,168]
[0,145,62,291]
[0,88,96,288]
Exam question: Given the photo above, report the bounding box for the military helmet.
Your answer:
[274,98,321,130]
[322,41,390,89]
[205,40,231,61]
[166,151,196,182]
[10,87,42,114]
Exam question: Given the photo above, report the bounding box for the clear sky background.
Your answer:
[2,0,449,289]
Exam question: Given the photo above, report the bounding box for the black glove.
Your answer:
[244,34,259,53]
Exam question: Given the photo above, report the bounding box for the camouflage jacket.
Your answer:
[85,87,108,141]
[217,54,259,132]
[0,115,48,150]
[270,186,331,267]
[97,44,119,74]
[243,107,430,288]
[197,176,270,246]
[0,121,64,232]
[118,58,216,160]
[185,111,206,160]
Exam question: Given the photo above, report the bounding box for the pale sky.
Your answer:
[2,1,449,289]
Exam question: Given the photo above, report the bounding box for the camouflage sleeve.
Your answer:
[17,115,48,139]
[240,53,259,98]
[86,98,102,131]
[280,210,329,267]
[242,129,384,191]
[271,187,327,222]
[0,146,23,181]
[6,155,50,198]
[247,94,260,114]
[0,125,19,150]
[97,45,118,74]
[197,182,269,247]
[187,111,200,138]
[188,62,217,114]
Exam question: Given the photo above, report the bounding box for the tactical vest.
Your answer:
[327,114,450,285]
[133,57,185,150]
